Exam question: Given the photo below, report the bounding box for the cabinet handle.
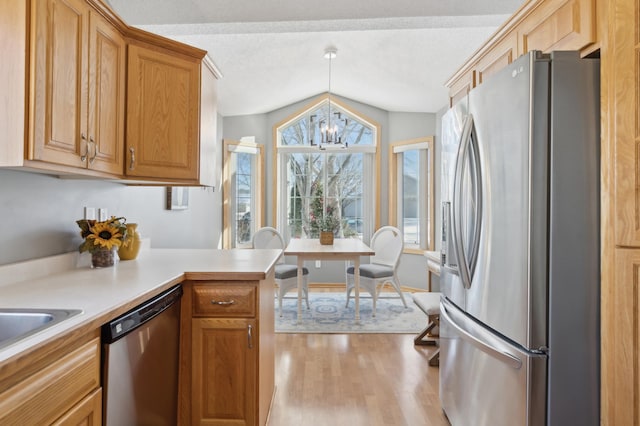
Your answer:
[210,299,235,305]
[247,324,253,349]
[89,137,97,165]
[80,133,88,162]
[129,147,135,170]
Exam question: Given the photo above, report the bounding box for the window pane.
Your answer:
[281,115,310,146]
[234,152,253,246]
[285,152,365,239]
[402,150,420,245]
[279,102,374,147]
[277,98,376,244]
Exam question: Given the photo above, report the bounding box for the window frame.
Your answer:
[222,138,264,249]
[389,136,435,253]
[272,94,381,243]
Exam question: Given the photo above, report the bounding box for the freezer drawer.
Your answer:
[439,297,546,426]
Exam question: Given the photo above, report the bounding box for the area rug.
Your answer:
[275,292,427,334]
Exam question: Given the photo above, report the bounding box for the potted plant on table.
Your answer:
[317,211,341,245]
[76,216,127,268]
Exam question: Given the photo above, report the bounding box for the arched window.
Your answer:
[274,95,380,242]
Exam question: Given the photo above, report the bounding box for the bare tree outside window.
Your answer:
[279,101,374,240]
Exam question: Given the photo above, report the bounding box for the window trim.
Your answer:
[222,138,264,249]
[389,136,435,254]
[272,93,381,240]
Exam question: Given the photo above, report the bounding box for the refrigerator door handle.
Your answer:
[452,114,482,289]
[441,297,523,370]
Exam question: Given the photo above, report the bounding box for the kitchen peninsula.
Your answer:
[0,248,280,425]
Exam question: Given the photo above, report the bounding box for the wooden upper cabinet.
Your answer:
[125,44,201,182]
[447,69,475,108]
[445,0,598,104]
[29,0,125,175]
[3,0,217,184]
[475,32,518,86]
[606,0,640,247]
[30,0,89,168]
[87,10,125,175]
[518,0,596,54]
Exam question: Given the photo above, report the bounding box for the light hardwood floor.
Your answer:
[268,333,449,426]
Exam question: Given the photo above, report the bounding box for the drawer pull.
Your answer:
[211,299,235,305]
[248,324,253,349]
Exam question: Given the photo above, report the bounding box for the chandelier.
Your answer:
[311,48,348,150]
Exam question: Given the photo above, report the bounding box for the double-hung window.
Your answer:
[223,139,263,248]
[274,95,379,242]
[389,137,435,252]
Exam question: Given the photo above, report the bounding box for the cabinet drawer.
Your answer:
[193,285,256,317]
[0,337,100,425]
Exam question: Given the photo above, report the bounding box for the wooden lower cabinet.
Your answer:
[52,388,102,426]
[0,337,101,425]
[180,278,275,426]
[192,318,257,425]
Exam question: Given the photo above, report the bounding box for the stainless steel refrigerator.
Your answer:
[439,51,600,426]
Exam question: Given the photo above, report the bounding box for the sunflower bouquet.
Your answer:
[76,216,127,253]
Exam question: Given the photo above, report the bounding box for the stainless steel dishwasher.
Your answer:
[102,285,183,426]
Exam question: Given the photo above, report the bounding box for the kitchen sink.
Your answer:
[0,308,83,350]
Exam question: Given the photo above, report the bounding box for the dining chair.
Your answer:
[252,227,309,316]
[345,226,407,316]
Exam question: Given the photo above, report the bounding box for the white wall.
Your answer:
[0,170,222,265]
[223,94,441,290]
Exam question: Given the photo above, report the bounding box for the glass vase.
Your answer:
[91,248,116,268]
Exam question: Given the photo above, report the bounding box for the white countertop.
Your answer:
[0,248,281,366]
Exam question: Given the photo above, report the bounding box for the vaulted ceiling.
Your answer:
[107,0,523,116]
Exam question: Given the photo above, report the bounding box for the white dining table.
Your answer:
[284,238,375,323]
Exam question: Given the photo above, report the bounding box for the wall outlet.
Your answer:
[84,207,96,220]
[315,260,321,268]
[98,208,108,221]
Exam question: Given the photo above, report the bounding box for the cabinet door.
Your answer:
[518,0,596,54]
[126,44,200,180]
[0,338,100,424]
[192,318,257,426]
[604,0,640,246]
[601,0,640,423]
[30,0,89,167]
[474,32,518,86]
[447,69,475,108]
[601,249,640,425]
[52,388,102,426]
[87,11,124,175]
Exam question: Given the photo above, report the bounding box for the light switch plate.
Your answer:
[84,207,96,220]
[98,208,108,221]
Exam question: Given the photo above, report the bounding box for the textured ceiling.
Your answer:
[107,0,523,116]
